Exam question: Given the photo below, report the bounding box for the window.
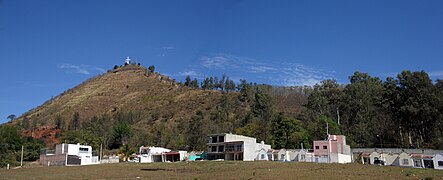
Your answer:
[218,136,224,142]
[438,161,443,167]
[212,136,218,143]
[315,146,319,149]
[402,159,409,165]
[323,146,327,149]
[236,144,243,151]
[79,147,89,152]
[218,145,224,152]
[281,154,285,159]
[261,154,265,159]
[211,146,217,152]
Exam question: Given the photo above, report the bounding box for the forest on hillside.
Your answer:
[1,69,443,167]
[171,70,443,151]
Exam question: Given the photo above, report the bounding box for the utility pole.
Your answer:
[326,122,330,163]
[100,143,103,164]
[20,145,24,167]
[336,107,340,125]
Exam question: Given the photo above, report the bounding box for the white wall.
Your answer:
[337,153,352,163]
[433,154,443,170]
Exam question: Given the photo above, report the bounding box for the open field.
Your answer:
[1,161,443,179]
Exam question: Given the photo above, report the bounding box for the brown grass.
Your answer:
[1,161,442,179]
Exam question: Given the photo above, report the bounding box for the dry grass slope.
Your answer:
[12,65,225,129]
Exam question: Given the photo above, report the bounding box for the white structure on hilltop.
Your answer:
[40,143,99,166]
[125,56,131,65]
[207,133,272,161]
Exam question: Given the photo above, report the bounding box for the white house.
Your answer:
[433,154,443,170]
[273,149,299,161]
[40,143,99,166]
[139,146,171,163]
[207,133,272,161]
[298,149,314,162]
[361,151,380,165]
[392,152,413,167]
[256,148,269,161]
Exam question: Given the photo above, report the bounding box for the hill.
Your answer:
[13,64,222,130]
[9,63,304,150]
[6,63,443,153]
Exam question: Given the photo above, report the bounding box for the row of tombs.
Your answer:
[39,133,443,170]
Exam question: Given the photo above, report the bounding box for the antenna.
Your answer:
[326,122,329,137]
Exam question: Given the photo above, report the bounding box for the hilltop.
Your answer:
[13,64,220,128]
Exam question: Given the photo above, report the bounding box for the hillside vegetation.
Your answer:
[2,63,443,167]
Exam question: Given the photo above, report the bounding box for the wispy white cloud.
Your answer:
[178,70,202,78]
[162,46,175,50]
[428,70,443,79]
[58,64,104,75]
[95,67,106,73]
[197,53,335,86]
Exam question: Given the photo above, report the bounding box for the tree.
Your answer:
[118,144,135,162]
[55,114,64,131]
[342,72,384,147]
[110,122,133,149]
[201,78,209,89]
[0,125,23,167]
[395,71,439,147]
[190,78,199,88]
[209,77,215,90]
[148,65,155,73]
[306,79,343,117]
[272,112,307,149]
[7,114,16,121]
[219,74,226,91]
[224,77,236,93]
[214,77,220,90]
[22,137,45,161]
[61,130,102,150]
[238,79,255,103]
[184,75,191,86]
[69,112,80,131]
[187,111,207,150]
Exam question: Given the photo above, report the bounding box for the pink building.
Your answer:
[313,135,352,163]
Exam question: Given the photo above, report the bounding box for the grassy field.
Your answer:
[1,161,443,179]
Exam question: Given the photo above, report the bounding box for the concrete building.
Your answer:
[207,133,272,161]
[392,152,413,167]
[139,146,170,163]
[433,154,443,170]
[298,149,314,162]
[272,149,299,161]
[40,143,99,166]
[360,151,380,165]
[312,135,352,163]
[138,146,187,163]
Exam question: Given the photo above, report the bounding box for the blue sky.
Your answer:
[1,0,442,123]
